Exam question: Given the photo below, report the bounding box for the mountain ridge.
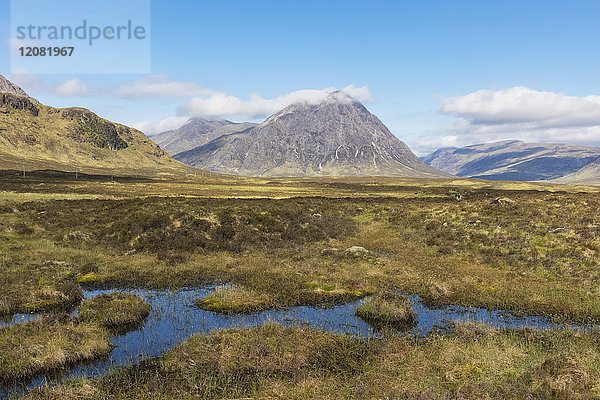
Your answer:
[151,118,257,156]
[555,156,600,185]
[423,140,600,181]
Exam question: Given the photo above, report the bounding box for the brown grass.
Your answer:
[0,315,112,383]
[356,292,417,328]
[4,188,600,322]
[23,323,600,399]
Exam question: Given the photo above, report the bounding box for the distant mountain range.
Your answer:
[165,92,448,178]
[0,74,190,176]
[151,118,257,156]
[6,70,600,184]
[422,140,600,181]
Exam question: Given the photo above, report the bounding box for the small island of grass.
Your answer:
[197,285,272,314]
[79,292,151,328]
[356,293,417,328]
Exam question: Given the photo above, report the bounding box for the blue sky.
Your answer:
[2,0,600,154]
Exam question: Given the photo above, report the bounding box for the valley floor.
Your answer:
[2,171,600,398]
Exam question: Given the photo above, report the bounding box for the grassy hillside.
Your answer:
[0,93,195,177]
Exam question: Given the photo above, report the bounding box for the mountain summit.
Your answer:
[0,74,28,97]
[175,93,448,177]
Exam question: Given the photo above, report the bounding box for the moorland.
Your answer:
[2,170,600,399]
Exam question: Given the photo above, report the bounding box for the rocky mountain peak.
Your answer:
[260,92,367,127]
[323,90,356,104]
[0,74,28,97]
[175,97,449,178]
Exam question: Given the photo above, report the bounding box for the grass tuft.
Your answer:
[197,285,271,314]
[0,314,112,383]
[78,293,151,328]
[23,323,600,399]
[0,277,83,317]
[356,292,417,328]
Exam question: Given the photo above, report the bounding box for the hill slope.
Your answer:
[555,157,600,185]
[423,140,600,181]
[0,79,191,176]
[175,92,449,178]
[152,118,257,156]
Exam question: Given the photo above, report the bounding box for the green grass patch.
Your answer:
[197,285,271,314]
[78,293,151,328]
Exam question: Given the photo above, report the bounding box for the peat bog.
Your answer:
[2,173,600,398]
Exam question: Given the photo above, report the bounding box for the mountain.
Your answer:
[0,74,28,97]
[422,140,600,181]
[152,118,257,156]
[555,157,600,185]
[174,92,449,178]
[0,76,191,176]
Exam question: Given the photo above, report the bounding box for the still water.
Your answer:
[1,287,595,398]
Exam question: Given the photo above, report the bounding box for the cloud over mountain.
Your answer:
[177,84,374,119]
[131,116,191,136]
[134,85,374,136]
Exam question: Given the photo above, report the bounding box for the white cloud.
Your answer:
[7,72,212,99]
[177,84,374,119]
[413,87,600,155]
[440,87,600,128]
[131,116,190,136]
[7,68,43,94]
[52,78,91,97]
[340,84,374,103]
[117,74,215,99]
[7,70,96,97]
